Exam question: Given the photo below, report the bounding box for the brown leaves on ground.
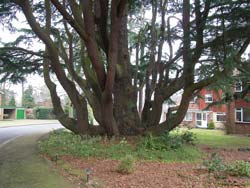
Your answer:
[51,148,250,188]
[202,147,250,163]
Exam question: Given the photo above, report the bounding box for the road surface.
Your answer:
[0,123,75,188]
[0,123,62,149]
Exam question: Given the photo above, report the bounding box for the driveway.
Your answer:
[0,122,76,188]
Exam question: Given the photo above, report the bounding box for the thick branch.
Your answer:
[105,0,127,94]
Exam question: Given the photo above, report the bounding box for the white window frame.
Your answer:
[184,112,192,121]
[205,94,213,103]
[235,108,250,123]
[216,112,226,122]
[235,82,243,92]
[235,108,243,122]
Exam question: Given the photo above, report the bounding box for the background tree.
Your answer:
[33,84,52,107]
[8,95,16,107]
[0,0,250,136]
[0,82,17,106]
[23,85,35,108]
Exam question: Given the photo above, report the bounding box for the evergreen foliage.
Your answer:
[8,95,16,107]
[22,85,35,108]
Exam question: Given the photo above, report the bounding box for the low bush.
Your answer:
[203,152,226,178]
[204,153,250,178]
[138,130,196,151]
[207,121,215,129]
[116,155,135,174]
[137,134,168,151]
[227,160,250,177]
[181,131,196,144]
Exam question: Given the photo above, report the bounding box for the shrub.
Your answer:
[138,134,168,151]
[227,160,250,177]
[181,131,196,144]
[203,153,250,178]
[207,121,215,129]
[138,130,196,151]
[116,155,135,174]
[163,133,183,149]
[162,130,196,149]
[203,152,226,178]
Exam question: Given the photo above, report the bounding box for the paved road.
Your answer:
[0,124,75,188]
[0,124,63,149]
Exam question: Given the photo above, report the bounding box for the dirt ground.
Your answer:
[50,148,250,188]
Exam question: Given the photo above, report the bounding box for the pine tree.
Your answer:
[23,85,35,108]
[8,95,16,107]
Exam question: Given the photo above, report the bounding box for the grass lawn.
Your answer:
[191,128,250,149]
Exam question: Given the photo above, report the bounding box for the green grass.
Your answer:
[191,129,250,148]
[0,134,75,188]
[38,129,202,163]
[135,145,201,162]
[39,128,250,164]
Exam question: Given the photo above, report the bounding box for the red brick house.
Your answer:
[228,83,250,134]
[182,88,227,129]
[182,86,250,133]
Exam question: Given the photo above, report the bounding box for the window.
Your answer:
[196,112,207,127]
[235,108,250,123]
[243,108,250,122]
[205,94,213,103]
[236,108,243,122]
[235,82,242,92]
[190,97,197,103]
[184,112,192,121]
[216,112,226,122]
[196,113,201,120]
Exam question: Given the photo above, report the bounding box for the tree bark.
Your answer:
[141,0,158,127]
[225,101,236,134]
[113,5,141,135]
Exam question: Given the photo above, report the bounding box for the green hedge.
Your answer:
[36,108,56,119]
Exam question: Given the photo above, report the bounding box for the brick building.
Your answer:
[228,84,250,134]
[182,86,250,133]
[182,88,227,129]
